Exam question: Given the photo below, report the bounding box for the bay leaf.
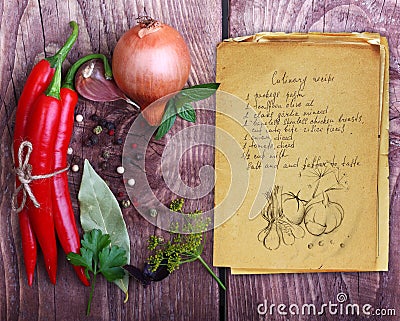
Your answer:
[78,159,130,299]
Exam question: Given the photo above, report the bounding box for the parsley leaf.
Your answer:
[99,245,127,282]
[81,229,111,266]
[67,248,93,275]
[67,229,128,316]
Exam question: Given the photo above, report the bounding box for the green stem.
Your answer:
[47,21,79,67]
[62,53,112,90]
[197,255,226,291]
[86,272,97,316]
[44,58,62,99]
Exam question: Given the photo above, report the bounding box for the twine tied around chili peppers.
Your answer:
[12,141,69,213]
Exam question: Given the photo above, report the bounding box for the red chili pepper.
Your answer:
[53,54,112,286]
[23,61,64,284]
[17,211,36,286]
[54,87,90,286]
[13,21,78,286]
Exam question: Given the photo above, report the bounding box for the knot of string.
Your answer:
[12,141,68,213]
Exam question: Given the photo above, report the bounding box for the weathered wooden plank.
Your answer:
[0,0,221,320]
[227,0,400,320]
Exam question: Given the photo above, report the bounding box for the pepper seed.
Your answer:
[99,119,107,127]
[93,125,103,135]
[85,135,99,146]
[117,166,125,174]
[100,161,108,170]
[127,178,136,186]
[105,121,116,130]
[149,208,158,217]
[121,199,131,208]
[102,150,111,159]
[71,164,79,172]
[75,114,84,123]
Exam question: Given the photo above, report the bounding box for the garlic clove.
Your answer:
[75,59,139,108]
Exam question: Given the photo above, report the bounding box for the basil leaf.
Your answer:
[178,103,196,123]
[155,98,177,140]
[78,159,130,297]
[178,83,220,103]
[154,83,219,139]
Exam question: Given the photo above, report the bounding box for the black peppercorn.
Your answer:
[100,161,108,170]
[86,134,99,146]
[105,121,116,130]
[99,118,107,127]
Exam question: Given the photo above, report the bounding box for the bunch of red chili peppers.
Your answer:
[12,21,111,286]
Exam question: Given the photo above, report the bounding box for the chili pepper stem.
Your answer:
[196,255,226,291]
[62,53,113,90]
[45,59,62,99]
[47,21,79,67]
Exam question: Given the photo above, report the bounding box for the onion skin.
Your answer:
[112,22,191,112]
[141,97,170,126]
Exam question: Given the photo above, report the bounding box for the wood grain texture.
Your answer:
[1,0,399,320]
[0,0,221,320]
[228,0,400,320]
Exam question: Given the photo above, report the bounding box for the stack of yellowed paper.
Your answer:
[213,32,389,274]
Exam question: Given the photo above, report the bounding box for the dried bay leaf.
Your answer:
[78,159,130,298]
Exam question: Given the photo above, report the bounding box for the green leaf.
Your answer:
[177,103,196,123]
[78,160,130,295]
[155,99,177,140]
[178,83,220,103]
[99,245,127,282]
[154,83,219,139]
[67,248,94,272]
[81,229,111,266]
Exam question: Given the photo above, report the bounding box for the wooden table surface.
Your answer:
[1,0,399,320]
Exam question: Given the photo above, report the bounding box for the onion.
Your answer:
[112,16,191,114]
[282,192,305,225]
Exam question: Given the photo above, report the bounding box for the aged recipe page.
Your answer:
[213,33,389,273]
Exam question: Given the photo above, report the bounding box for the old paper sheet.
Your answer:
[213,33,389,273]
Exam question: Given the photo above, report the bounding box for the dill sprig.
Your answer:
[147,199,226,290]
